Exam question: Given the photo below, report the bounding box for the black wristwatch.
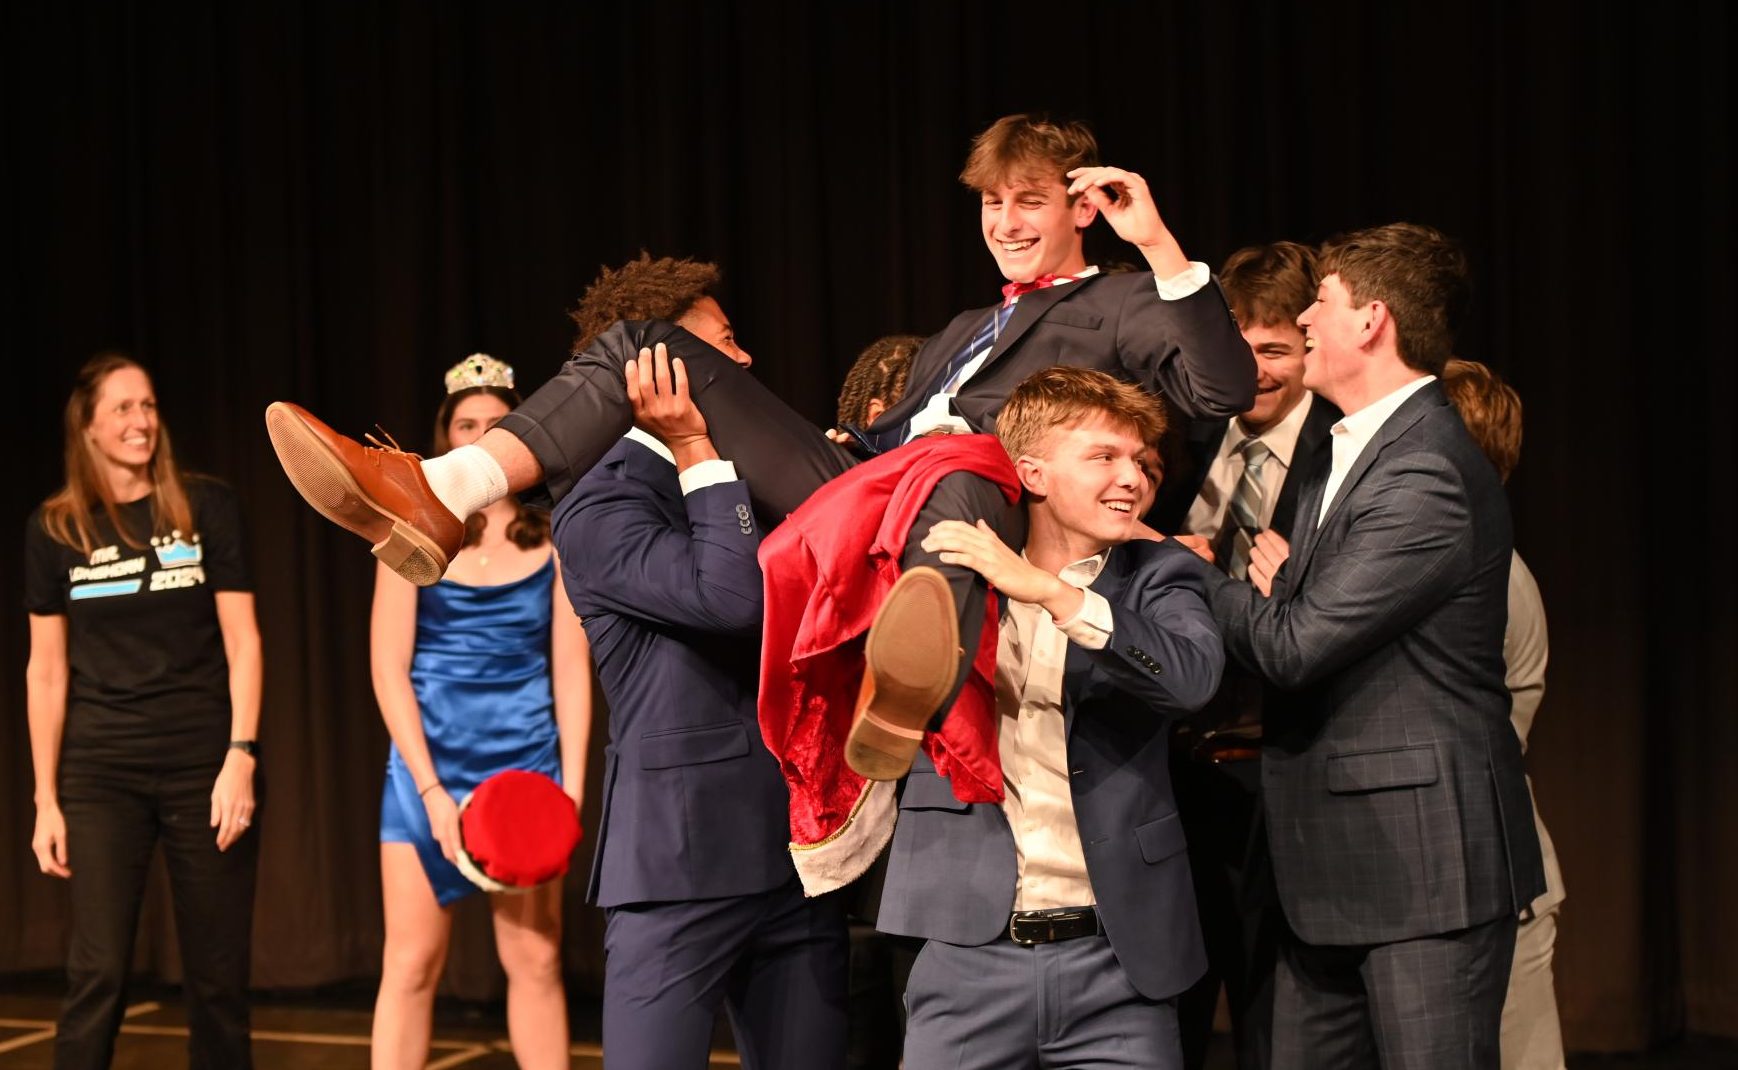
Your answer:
[229,740,259,758]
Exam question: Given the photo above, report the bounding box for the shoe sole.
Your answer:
[846,567,960,781]
[265,402,450,587]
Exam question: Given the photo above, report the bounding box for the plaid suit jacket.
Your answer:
[1209,382,1546,946]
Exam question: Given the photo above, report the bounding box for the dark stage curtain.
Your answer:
[1,0,1730,1050]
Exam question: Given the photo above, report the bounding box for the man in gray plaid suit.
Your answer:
[1207,223,1545,1067]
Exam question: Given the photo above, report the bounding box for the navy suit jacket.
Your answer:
[554,438,794,908]
[1209,384,1546,946]
[876,539,1226,1000]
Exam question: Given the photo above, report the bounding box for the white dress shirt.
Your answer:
[1183,392,1317,541]
[623,427,738,495]
[1317,376,1436,527]
[905,262,1211,441]
[996,551,1116,911]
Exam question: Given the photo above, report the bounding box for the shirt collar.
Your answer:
[1231,391,1316,469]
[1004,264,1100,305]
[623,427,675,465]
[1059,548,1109,588]
[1331,375,1436,451]
[1018,547,1109,591]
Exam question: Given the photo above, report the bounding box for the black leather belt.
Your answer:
[1005,906,1101,945]
[1192,734,1262,764]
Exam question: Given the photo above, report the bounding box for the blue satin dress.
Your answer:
[380,555,562,905]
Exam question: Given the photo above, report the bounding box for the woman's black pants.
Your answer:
[55,760,257,1070]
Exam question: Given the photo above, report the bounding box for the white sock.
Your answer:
[421,445,508,520]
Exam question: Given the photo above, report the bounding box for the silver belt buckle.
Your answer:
[1008,913,1046,945]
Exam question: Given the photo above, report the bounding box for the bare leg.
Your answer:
[372,844,454,1070]
[477,426,545,495]
[492,879,569,1069]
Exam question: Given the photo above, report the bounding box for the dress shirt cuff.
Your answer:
[1154,261,1210,301]
[1053,588,1114,650]
[678,459,739,496]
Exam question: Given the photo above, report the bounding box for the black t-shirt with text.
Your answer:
[24,478,252,768]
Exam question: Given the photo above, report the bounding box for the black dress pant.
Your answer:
[56,759,258,1070]
[1172,750,1278,1070]
[499,319,1025,684]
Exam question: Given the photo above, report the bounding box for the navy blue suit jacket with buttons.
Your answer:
[875,538,1226,1000]
[553,438,794,908]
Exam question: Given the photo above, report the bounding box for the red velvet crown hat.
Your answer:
[455,770,582,894]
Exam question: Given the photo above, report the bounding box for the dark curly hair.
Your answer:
[836,334,923,427]
[568,252,722,354]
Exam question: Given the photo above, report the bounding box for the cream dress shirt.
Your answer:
[1318,375,1437,527]
[996,551,1116,911]
[1183,392,1317,541]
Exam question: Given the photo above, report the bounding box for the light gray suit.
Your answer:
[1209,383,1545,1066]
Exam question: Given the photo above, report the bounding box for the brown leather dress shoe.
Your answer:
[264,402,464,586]
[845,566,962,781]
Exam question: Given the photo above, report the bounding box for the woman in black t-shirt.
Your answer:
[23,353,263,1069]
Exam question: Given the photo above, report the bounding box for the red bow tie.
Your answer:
[1002,273,1080,306]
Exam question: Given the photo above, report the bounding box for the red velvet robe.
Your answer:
[757,435,1021,893]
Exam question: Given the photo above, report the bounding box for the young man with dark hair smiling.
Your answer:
[1208,223,1544,1067]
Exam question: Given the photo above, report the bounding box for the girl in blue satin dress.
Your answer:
[369,355,593,1070]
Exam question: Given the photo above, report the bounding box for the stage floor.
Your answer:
[0,984,737,1069]
[1,980,1733,1069]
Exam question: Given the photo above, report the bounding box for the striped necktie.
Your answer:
[1225,436,1272,581]
[933,303,1016,396]
[860,303,1016,451]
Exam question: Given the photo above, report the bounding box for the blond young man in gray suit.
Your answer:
[1208,224,1546,1067]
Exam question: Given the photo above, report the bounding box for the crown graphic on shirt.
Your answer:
[151,531,203,569]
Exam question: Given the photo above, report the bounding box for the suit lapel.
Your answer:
[1063,546,1131,736]
[1285,471,1330,580]
[865,274,1103,434]
[867,312,990,432]
[1269,398,1338,538]
[980,273,1105,374]
[1288,387,1440,583]
[620,439,687,520]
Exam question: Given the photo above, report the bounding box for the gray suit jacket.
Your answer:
[1209,383,1546,946]
[876,539,1226,1000]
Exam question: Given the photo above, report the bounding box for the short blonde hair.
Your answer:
[996,367,1166,460]
[1440,358,1523,483]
